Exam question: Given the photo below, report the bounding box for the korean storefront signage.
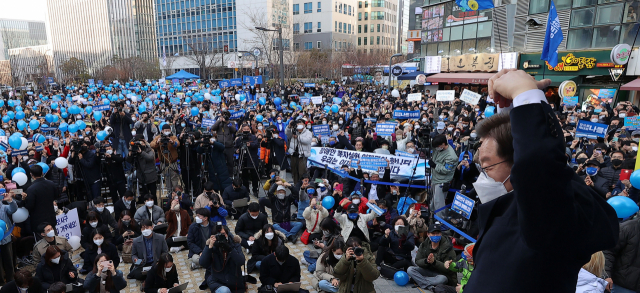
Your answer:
[519,50,616,76]
[440,53,499,72]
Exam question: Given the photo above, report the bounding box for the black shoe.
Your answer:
[79,268,89,275]
[289,235,298,245]
[199,283,208,290]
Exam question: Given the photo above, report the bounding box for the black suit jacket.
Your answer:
[25,178,58,231]
[465,102,619,293]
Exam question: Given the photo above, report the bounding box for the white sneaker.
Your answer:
[300,258,309,266]
[170,247,180,253]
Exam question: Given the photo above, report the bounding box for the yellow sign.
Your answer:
[545,53,596,72]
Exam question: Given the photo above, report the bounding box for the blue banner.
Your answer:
[455,0,493,11]
[41,127,58,132]
[364,117,377,123]
[170,98,181,104]
[189,86,198,91]
[393,110,420,120]
[230,79,243,86]
[562,96,578,106]
[11,150,27,156]
[452,192,475,220]
[88,79,95,85]
[98,80,103,85]
[312,124,330,137]
[350,157,387,171]
[229,109,245,119]
[219,80,230,88]
[201,119,216,127]
[304,83,315,88]
[624,117,640,130]
[396,150,418,158]
[333,97,342,104]
[93,105,110,111]
[172,79,179,85]
[376,123,396,136]
[300,97,311,105]
[242,75,263,86]
[308,147,424,179]
[576,120,608,139]
[541,0,563,67]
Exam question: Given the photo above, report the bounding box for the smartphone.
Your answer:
[398,226,410,238]
[613,137,619,142]
[134,259,142,265]
[620,169,633,181]
[414,204,422,211]
[100,260,112,268]
[11,189,22,195]
[596,149,602,154]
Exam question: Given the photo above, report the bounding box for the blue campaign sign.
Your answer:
[170,98,181,104]
[452,192,475,219]
[300,97,311,105]
[376,123,396,136]
[172,79,179,85]
[304,83,315,88]
[88,79,95,85]
[576,120,608,139]
[11,150,27,156]
[364,117,377,123]
[189,86,198,91]
[47,77,55,84]
[230,78,243,86]
[219,80,230,88]
[97,80,103,85]
[312,124,330,137]
[41,127,58,132]
[93,105,110,111]
[229,109,245,119]
[333,97,342,104]
[350,157,387,170]
[393,110,420,120]
[562,96,578,106]
[201,119,216,127]
[242,75,263,85]
[625,117,640,130]
[396,150,418,158]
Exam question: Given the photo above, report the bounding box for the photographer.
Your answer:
[126,135,157,197]
[285,119,312,184]
[234,124,260,196]
[178,130,201,195]
[68,139,101,201]
[133,112,158,143]
[98,143,127,204]
[196,133,232,193]
[109,102,135,157]
[211,111,237,176]
[151,124,180,193]
[261,125,289,172]
[333,236,379,293]
[200,224,244,293]
[259,245,301,290]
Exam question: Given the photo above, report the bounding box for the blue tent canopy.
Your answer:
[397,71,433,81]
[166,70,200,79]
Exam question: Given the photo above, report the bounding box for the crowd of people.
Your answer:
[0,68,635,293]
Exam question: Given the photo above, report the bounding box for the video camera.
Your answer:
[194,133,213,147]
[69,139,84,153]
[129,140,145,154]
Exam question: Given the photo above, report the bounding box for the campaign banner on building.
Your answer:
[625,116,640,130]
[230,79,242,86]
[311,96,323,104]
[202,119,216,127]
[393,110,420,120]
[576,120,608,139]
[308,147,426,179]
[563,96,578,106]
[452,192,475,220]
[407,93,422,102]
[56,208,81,240]
[93,105,110,111]
[376,123,396,136]
[304,83,315,88]
[459,89,481,105]
[312,124,330,137]
[229,109,245,119]
[333,97,343,104]
[242,75,263,85]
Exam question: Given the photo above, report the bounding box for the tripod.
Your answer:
[159,144,184,198]
[236,142,263,198]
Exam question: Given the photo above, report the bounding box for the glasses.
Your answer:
[480,160,508,176]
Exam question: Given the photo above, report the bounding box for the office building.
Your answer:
[8,44,54,86]
[291,0,357,51]
[357,0,399,53]
[0,19,48,60]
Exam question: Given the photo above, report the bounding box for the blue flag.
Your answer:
[455,0,494,11]
[541,0,563,67]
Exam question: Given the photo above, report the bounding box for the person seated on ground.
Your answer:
[367,199,396,246]
[91,197,118,229]
[128,219,169,280]
[339,191,369,215]
[113,210,141,250]
[32,222,73,264]
[134,194,167,226]
[301,198,330,272]
[259,245,301,290]
[247,224,286,273]
[407,223,458,290]
[187,208,217,271]
[313,238,347,293]
[165,198,192,252]
[406,198,429,244]
[0,269,43,293]
[234,202,269,250]
[376,216,415,271]
[113,190,136,223]
[575,251,608,293]
[193,182,221,211]
[36,246,81,292]
[81,230,120,275]
[433,243,475,293]
[164,186,193,212]
[144,253,182,293]
[199,225,245,292]
[270,185,304,244]
[335,203,376,245]
[294,174,314,220]
[333,236,379,293]
[222,177,251,220]
[83,254,127,293]
[46,282,67,293]
[82,211,113,251]
[205,192,229,226]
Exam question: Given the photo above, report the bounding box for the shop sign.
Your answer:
[546,53,596,72]
[611,44,632,65]
[522,60,541,69]
[520,50,622,76]
[558,80,577,98]
[441,53,499,72]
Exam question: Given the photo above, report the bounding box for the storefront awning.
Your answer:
[426,73,496,85]
[407,38,421,42]
[621,78,640,91]
[533,75,579,87]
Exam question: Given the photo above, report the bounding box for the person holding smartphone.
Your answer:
[376,216,415,271]
[83,254,126,293]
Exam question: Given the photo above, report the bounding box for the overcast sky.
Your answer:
[0,0,48,22]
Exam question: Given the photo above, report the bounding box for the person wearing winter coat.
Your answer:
[199,226,245,293]
[313,238,347,293]
[193,182,224,210]
[247,224,286,273]
[83,254,127,293]
[35,246,80,292]
[407,223,458,289]
[333,237,379,293]
[210,113,237,176]
[197,137,232,192]
[134,195,167,226]
[434,244,475,293]
[164,199,192,250]
[0,269,43,293]
[234,203,269,250]
[144,253,181,293]
[604,218,640,292]
[576,251,607,293]
[126,136,157,197]
[222,178,251,219]
[0,191,17,284]
[285,119,313,184]
[82,230,120,274]
[376,216,415,270]
[335,204,376,242]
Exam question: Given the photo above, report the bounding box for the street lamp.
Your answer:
[388,53,403,90]
[255,26,285,90]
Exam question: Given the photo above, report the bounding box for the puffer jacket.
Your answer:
[449,259,474,293]
[127,146,157,184]
[151,134,180,163]
[211,119,237,148]
[415,236,458,286]
[604,218,640,291]
[335,210,376,242]
[333,242,379,293]
[575,268,607,293]
[285,127,313,157]
[0,200,17,245]
[313,251,338,290]
[598,166,622,193]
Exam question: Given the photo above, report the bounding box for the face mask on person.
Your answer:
[333,125,339,131]
[429,236,441,243]
[93,239,104,246]
[323,230,330,236]
[323,120,328,124]
[51,256,61,264]
[258,126,263,130]
[142,229,152,237]
[277,119,282,123]
[90,222,98,228]
[407,147,415,153]
[106,149,113,155]
[634,146,639,151]
[348,213,358,220]
[297,125,304,130]
[333,253,343,260]
[439,115,444,120]
[352,198,361,204]
[392,190,398,195]
[54,206,58,212]
[165,267,172,272]
[46,230,55,238]
[339,112,344,115]
[195,217,204,224]
[272,111,277,117]
[265,232,275,240]
[124,199,131,206]
[250,214,259,219]
[96,207,104,212]
[590,118,598,123]
[145,201,154,207]
[163,131,171,136]
[447,127,453,132]
[470,133,477,139]
[472,172,511,204]
[394,225,404,233]
[277,192,286,200]
[131,131,137,136]
[122,220,130,226]
[181,123,186,127]
[586,167,598,176]
[612,159,623,166]
[339,120,343,125]
[382,145,389,150]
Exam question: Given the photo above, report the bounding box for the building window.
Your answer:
[358,12,362,21]
[335,21,337,32]
[364,37,367,45]
[365,12,368,20]
[364,25,368,33]
[373,0,384,7]
[555,0,572,10]
[377,24,380,32]
[377,36,380,44]
[369,24,374,32]
[317,1,321,12]
[344,23,347,33]
[596,4,624,25]
[348,24,351,34]
[304,2,312,13]
[358,37,361,45]
[359,1,362,8]
[574,0,597,8]
[529,0,549,14]
[305,41,313,50]
[593,25,621,47]
[317,41,322,48]
[339,22,343,33]
[304,22,313,33]
[365,1,368,7]
[339,3,342,13]
[294,43,300,50]
[348,5,351,15]
[293,4,299,14]
[567,28,593,49]
[358,25,361,33]
[570,8,595,28]
[318,22,322,32]
[293,23,300,34]
[370,37,373,45]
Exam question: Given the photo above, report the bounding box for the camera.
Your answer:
[69,139,83,153]
[354,247,364,257]
[129,140,145,154]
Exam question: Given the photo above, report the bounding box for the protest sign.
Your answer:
[304,83,315,87]
[170,98,181,104]
[311,96,323,104]
[93,105,110,111]
[436,90,455,101]
[366,202,386,216]
[364,117,377,123]
[242,75,263,85]
[407,93,422,102]
[350,157,388,171]
[376,123,396,136]
[396,150,418,158]
[308,147,425,179]
[300,97,310,105]
[576,120,608,139]
[230,79,242,86]
[459,89,481,105]
[56,208,81,240]
[201,119,216,127]
[219,80,230,88]
[393,110,420,120]
[312,124,330,137]
[452,192,475,219]
[333,97,342,104]
[563,96,578,106]
[41,127,57,132]
[229,109,246,119]
[625,117,640,130]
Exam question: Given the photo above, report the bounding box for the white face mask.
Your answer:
[633,146,639,151]
[165,267,172,272]
[297,125,304,130]
[323,121,328,124]
[141,229,152,237]
[590,118,598,123]
[46,230,56,238]
[145,201,154,207]
[620,113,627,118]
[163,131,171,136]
[339,120,344,124]
[96,207,104,212]
[333,253,343,260]
[265,232,275,240]
[447,127,453,131]
[106,149,113,155]
[382,145,389,150]
[131,131,137,136]
[93,239,104,246]
[195,217,203,224]
[306,124,311,129]
[90,222,98,228]
[407,147,415,153]
[54,206,58,212]
[258,126,263,130]
[333,125,339,130]
[470,133,477,139]
[473,172,511,204]
[339,112,344,115]
[277,193,286,200]
[394,225,404,233]
[51,256,61,264]
[250,214,259,219]
[352,199,360,204]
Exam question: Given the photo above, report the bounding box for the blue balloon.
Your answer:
[0,219,6,232]
[11,132,22,137]
[61,112,68,118]
[256,115,264,122]
[29,120,40,130]
[484,106,495,118]
[76,120,86,130]
[331,104,339,113]
[630,170,640,189]
[8,136,21,149]
[51,102,58,110]
[33,133,45,143]
[96,130,108,141]
[322,196,335,209]
[16,120,26,131]
[94,112,103,121]
[394,271,410,286]
[7,100,14,107]
[70,105,81,115]
[52,115,59,123]
[0,100,4,107]
[68,124,78,133]
[15,111,24,120]
[289,101,297,108]
[11,167,25,177]
[1,116,9,123]
[607,196,640,219]
[15,106,22,112]
[59,123,68,132]
[37,162,49,175]
[274,97,282,106]
[330,80,335,85]
[191,107,199,116]
[0,130,4,136]
[158,122,167,131]
[45,114,53,123]
[138,104,146,113]
[85,106,93,114]
[324,105,330,113]
[259,97,266,105]
[185,97,192,103]
[7,111,14,120]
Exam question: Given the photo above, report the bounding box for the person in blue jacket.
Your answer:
[205,196,228,226]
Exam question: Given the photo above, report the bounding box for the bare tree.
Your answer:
[59,57,89,83]
[182,36,220,79]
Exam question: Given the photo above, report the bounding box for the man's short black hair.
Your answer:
[141,219,153,228]
[248,202,260,213]
[275,245,290,262]
[204,181,215,191]
[123,190,134,199]
[233,177,243,187]
[37,222,52,234]
[432,134,447,148]
[93,197,104,205]
[30,165,43,177]
[196,208,211,218]
[144,194,155,202]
